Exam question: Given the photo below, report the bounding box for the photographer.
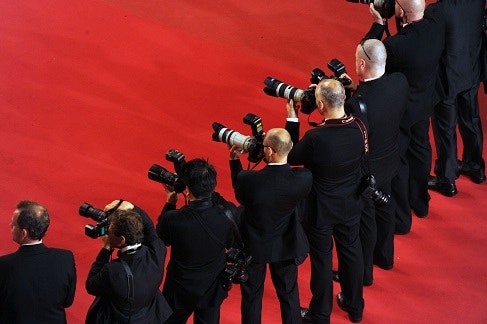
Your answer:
[429,0,486,195]
[286,79,366,323]
[228,128,312,324]
[363,0,444,231]
[343,39,409,285]
[156,158,238,324]
[0,201,76,324]
[85,200,172,323]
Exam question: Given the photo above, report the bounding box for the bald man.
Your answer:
[344,39,409,286]
[229,128,313,324]
[286,79,366,323]
[364,0,445,233]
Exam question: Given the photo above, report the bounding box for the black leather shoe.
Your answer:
[332,270,340,283]
[459,167,486,184]
[428,176,457,197]
[336,292,363,323]
[301,307,312,323]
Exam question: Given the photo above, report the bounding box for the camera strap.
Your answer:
[120,259,134,323]
[191,206,244,250]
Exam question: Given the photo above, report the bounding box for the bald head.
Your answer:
[315,79,346,110]
[264,128,292,155]
[397,0,425,22]
[356,39,387,79]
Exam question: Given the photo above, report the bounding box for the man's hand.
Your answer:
[105,199,134,211]
[229,144,242,160]
[340,73,358,92]
[286,99,300,118]
[369,3,384,25]
[163,183,178,205]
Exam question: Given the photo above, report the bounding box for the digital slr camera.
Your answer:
[359,174,391,207]
[148,149,187,193]
[263,59,351,114]
[79,202,111,239]
[212,113,265,163]
[219,247,252,291]
[345,0,395,19]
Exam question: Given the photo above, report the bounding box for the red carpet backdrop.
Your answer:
[1,1,486,323]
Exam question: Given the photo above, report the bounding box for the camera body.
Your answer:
[263,59,351,115]
[212,113,265,163]
[359,174,391,207]
[166,149,186,174]
[148,164,186,193]
[219,247,252,291]
[79,202,110,239]
[345,0,395,19]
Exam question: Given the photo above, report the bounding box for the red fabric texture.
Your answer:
[1,1,486,323]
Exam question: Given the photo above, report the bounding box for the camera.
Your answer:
[219,247,252,291]
[346,0,395,19]
[148,164,186,193]
[166,149,186,174]
[79,202,110,239]
[212,113,265,163]
[263,59,351,115]
[359,174,391,207]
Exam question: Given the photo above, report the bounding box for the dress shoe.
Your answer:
[428,175,457,197]
[459,166,486,184]
[300,307,312,323]
[374,262,393,270]
[336,292,363,323]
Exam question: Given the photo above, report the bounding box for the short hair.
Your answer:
[316,79,346,109]
[179,158,217,199]
[16,200,50,240]
[265,128,293,155]
[109,209,144,245]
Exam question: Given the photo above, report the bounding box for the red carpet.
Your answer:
[1,1,486,323]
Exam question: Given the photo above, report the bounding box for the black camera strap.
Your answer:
[191,206,244,250]
[120,259,134,323]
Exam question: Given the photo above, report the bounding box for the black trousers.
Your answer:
[240,259,301,324]
[360,179,395,284]
[394,118,431,232]
[432,84,485,181]
[305,218,364,323]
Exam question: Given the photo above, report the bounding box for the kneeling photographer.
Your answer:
[155,158,240,324]
[85,199,172,324]
[227,128,312,324]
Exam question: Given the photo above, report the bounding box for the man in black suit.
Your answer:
[287,79,366,323]
[0,200,76,324]
[228,127,313,324]
[156,158,238,324]
[86,200,172,323]
[344,39,409,284]
[429,0,486,196]
[365,0,445,233]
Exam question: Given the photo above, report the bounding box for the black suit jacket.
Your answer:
[86,206,171,324]
[345,73,409,185]
[365,14,444,127]
[429,0,485,100]
[230,160,312,263]
[156,198,237,309]
[286,118,365,227]
[0,243,76,324]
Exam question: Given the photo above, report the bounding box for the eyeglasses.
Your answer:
[360,39,371,61]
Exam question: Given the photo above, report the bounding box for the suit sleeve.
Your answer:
[285,120,300,144]
[64,251,77,308]
[287,131,314,167]
[364,22,385,40]
[85,248,112,296]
